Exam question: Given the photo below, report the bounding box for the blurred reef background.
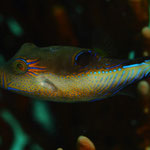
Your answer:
[1,0,150,150]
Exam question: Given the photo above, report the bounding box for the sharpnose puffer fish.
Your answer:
[0,43,150,102]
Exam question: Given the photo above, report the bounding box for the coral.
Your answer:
[56,136,96,150]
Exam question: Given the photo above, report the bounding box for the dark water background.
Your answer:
[0,0,149,150]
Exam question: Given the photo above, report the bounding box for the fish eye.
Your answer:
[17,63,24,70]
[74,50,95,66]
[12,58,28,74]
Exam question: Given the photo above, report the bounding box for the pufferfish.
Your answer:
[0,43,150,102]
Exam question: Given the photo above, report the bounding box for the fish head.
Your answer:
[1,43,102,100]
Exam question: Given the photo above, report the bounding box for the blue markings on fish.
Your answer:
[0,43,150,102]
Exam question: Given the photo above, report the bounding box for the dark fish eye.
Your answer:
[13,58,28,74]
[74,50,95,67]
[17,63,24,71]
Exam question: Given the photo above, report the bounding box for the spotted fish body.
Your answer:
[0,43,150,102]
